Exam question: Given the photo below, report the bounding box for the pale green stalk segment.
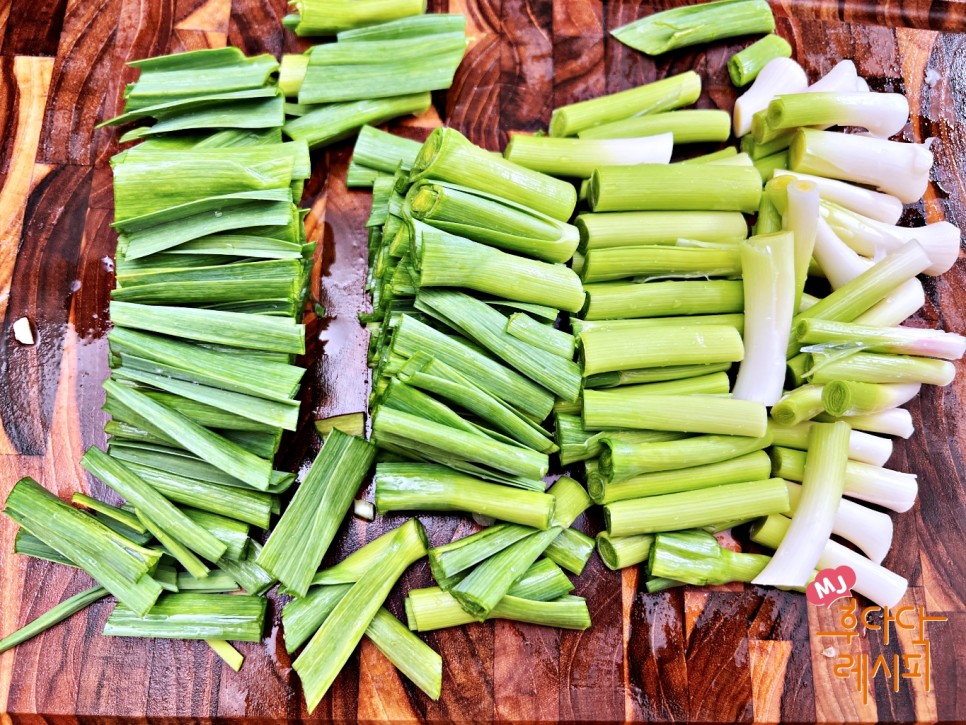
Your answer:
[396,353,555,453]
[217,542,276,596]
[102,380,273,491]
[790,241,933,355]
[409,127,577,222]
[406,182,580,263]
[279,53,309,96]
[505,313,575,359]
[590,451,773,504]
[611,0,775,55]
[771,385,826,426]
[206,639,244,671]
[4,478,162,616]
[177,570,239,593]
[582,280,744,320]
[407,587,591,631]
[821,381,920,417]
[549,71,700,137]
[753,150,789,183]
[180,508,249,561]
[283,93,432,150]
[589,164,762,213]
[548,476,592,528]
[81,447,227,563]
[649,529,771,585]
[110,301,305,354]
[257,430,376,597]
[71,493,146,533]
[412,223,585,312]
[544,527,595,575]
[729,34,792,86]
[576,211,747,252]
[315,413,366,440]
[391,314,554,420]
[0,586,108,654]
[578,110,731,143]
[416,289,583,402]
[293,520,428,711]
[580,324,743,376]
[597,532,653,570]
[507,559,575,601]
[808,353,955,386]
[580,245,741,283]
[109,327,304,403]
[604,478,791,537]
[136,509,210,579]
[428,524,533,581]
[753,421,850,587]
[795,318,966,360]
[365,608,443,700]
[503,133,673,177]
[285,0,426,36]
[373,463,555,529]
[583,392,766,438]
[104,592,267,641]
[372,407,548,480]
[451,527,562,620]
[352,125,423,174]
[600,433,773,482]
[556,413,685,466]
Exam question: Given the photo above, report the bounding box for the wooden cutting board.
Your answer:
[1,0,964,721]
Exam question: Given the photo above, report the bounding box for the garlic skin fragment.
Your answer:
[13,317,35,345]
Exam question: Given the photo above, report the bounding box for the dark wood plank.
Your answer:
[0,164,91,455]
[0,0,68,56]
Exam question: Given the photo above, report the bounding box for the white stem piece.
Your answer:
[853,278,926,326]
[818,537,908,608]
[784,180,820,310]
[837,408,915,439]
[786,481,894,564]
[734,57,808,137]
[733,233,796,405]
[812,217,873,288]
[774,169,904,224]
[821,201,960,276]
[753,422,851,588]
[790,128,933,204]
[807,60,860,93]
[844,460,918,512]
[353,499,375,521]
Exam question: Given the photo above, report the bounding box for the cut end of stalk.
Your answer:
[596,534,621,570]
[409,186,441,217]
[449,591,489,622]
[821,381,853,417]
[410,127,444,181]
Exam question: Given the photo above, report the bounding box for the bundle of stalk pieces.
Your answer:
[354,123,597,655]
[1,48,320,669]
[352,13,963,622]
[278,12,467,149]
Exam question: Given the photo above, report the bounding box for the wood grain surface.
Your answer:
[1,0,965,721]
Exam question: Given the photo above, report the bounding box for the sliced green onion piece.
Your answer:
[293,519,427,711]
[580,245,741,283]
[410,127,576,222]
[407,588,590,631]
[578,110,730,144]
[315,413,366,439]
[373,463,555,529]
[604,478,790,537]
[795,318,966,360]
[588,164,762,213]
[808,353,955,386]
[504,133,673,177]
[582,280,744,320]
[258,429,375,596]
[753,421,849,587]
[649,529,770,585]
[206,639,244,671]
[544,527,594,576]
[549,71,700,137]
[505,313,574,359]
[771,385,827,426]
[821,381,920,417]
[576,211,747,252]
[584,392,766,438]
[0,586,108,654]
[767,92,908,138]
[591,451,772,504]
[580,324,743,376]
[729,34,792,86]
[104,592,266,641]
[600,433,772,482]
[283,93,432,150]
[596,532,652,570]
